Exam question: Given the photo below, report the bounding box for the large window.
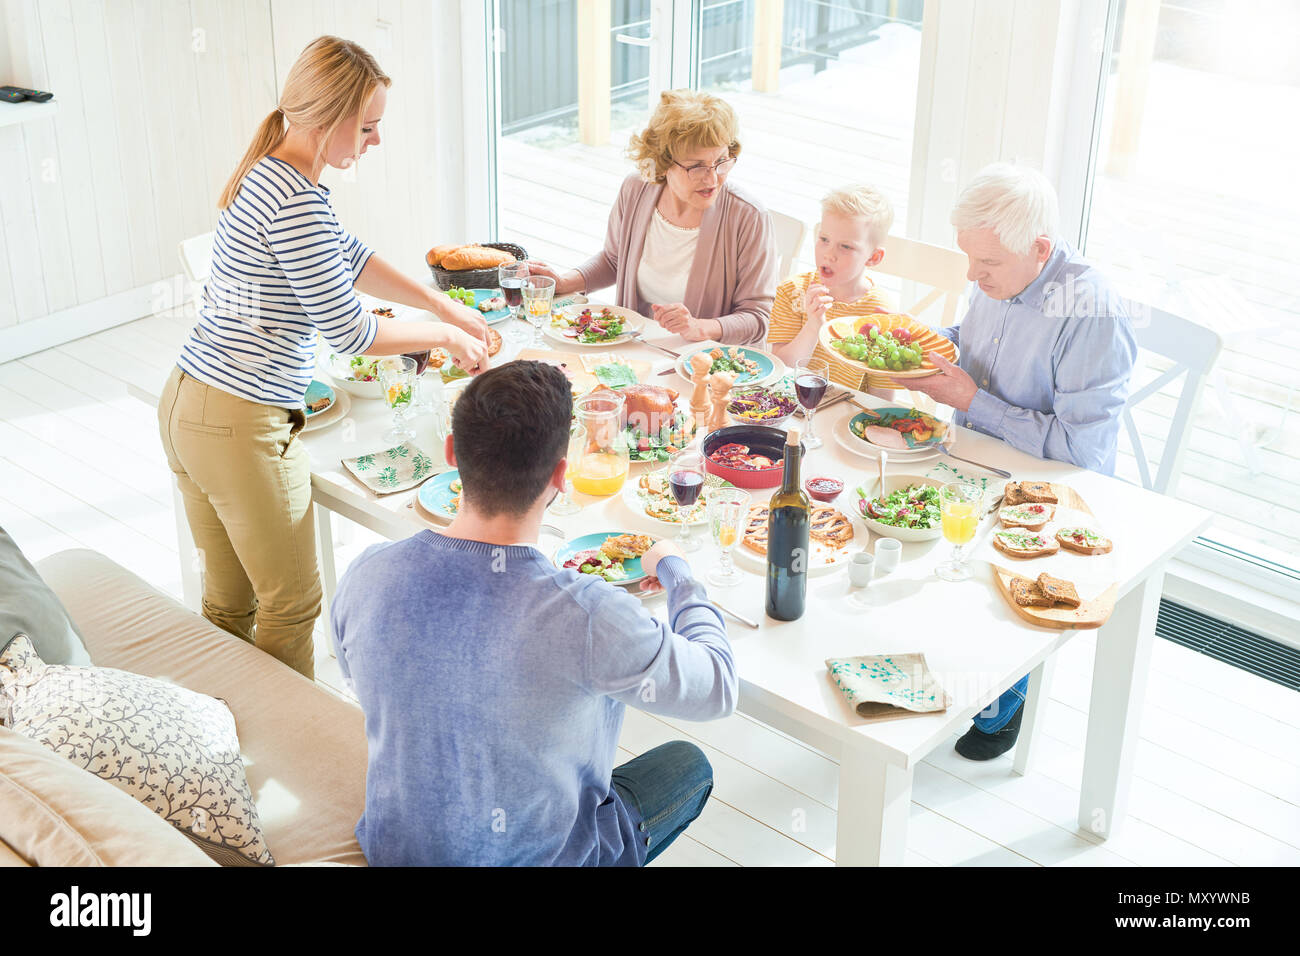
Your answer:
[1083,0,1300,575]
[493,0,924,274]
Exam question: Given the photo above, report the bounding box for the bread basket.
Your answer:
[428,242,528,291]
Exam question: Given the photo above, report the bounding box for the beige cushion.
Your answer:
[0,726,214,866]
[0,841,30,866]
[1,635,275,866]
[35,550,368,866]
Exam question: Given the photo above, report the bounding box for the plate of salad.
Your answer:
[854,475,949,542]
[627,408,698,463]
[326,354,385,399]
[674,345,784,388]
[545,304,643,346]
[553,531,657,588]
[850,406,950,450]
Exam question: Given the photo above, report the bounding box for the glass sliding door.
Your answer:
[1081,0,1300,589]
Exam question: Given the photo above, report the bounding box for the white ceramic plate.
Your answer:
[621,469,735,527]
[830,406,953,464]
[301,386,350,434]
[732,503,867,576]
[673,344,785,389]
[852,474,961,542]
[544,304,644,347]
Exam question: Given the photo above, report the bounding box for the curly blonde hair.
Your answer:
[627,89,741,184]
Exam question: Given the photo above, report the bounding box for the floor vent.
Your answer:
[1157,600,1300,691]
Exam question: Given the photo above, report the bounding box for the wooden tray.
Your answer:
[511,349,652,395]
[986,482,1118,630]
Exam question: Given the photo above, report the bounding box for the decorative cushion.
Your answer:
[0,635,274,866]
[0,526,91,665]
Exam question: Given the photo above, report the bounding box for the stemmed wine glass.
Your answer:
[378,356,418,444]
[794,357,830,449]
[667,449,705,552]
[498,261,529,344]
[936,481,983,581]
[522,275,556,348]
[707,488,751,587]
[548,423,587,516]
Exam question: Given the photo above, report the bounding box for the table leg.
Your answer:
[1012,653,1057,776]
[1078,569,1163,838]
[316,505,339,645]
[172,478,202,612]
[836,744,912,866]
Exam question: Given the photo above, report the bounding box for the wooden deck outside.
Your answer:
[499,75,1300,561]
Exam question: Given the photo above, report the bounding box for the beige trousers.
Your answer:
[158,366,320,678]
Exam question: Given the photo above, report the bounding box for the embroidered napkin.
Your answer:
[925,460,991,496]
[826,653,951,721]
[342,442,441,496]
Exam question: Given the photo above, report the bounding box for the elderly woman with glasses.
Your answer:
[529,89,777,345]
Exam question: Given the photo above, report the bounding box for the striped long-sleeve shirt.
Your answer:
[766,270,892,390]
[177,156,378,409]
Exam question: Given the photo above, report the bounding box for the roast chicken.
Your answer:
[589,384,680,434]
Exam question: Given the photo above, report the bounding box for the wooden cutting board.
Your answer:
[986,482,1117,630]
[510,349,653,394]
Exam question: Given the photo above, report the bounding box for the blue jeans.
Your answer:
[971,674,1029,733]
[611,740,713,865]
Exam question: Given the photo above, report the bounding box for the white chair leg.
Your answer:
[172,478,203,612]
[316,505,339,649]
[1012,654,1057,776]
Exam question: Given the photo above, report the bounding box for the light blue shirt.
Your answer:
[938,239,1137,475]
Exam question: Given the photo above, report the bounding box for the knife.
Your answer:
[630,331,682,360]
[935,444,1013,479]
[712,598,759,629]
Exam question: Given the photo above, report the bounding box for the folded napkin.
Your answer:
[342,442,441,495]
[925,461,991,495]
[826,653,951,721]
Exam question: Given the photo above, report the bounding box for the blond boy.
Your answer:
[767,185,894,390]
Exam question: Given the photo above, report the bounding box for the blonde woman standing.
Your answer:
[158,37,485,678]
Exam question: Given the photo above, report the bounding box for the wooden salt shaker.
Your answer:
[706,371,737,433]
[688,351,713,426]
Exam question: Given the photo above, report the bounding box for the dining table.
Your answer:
[147,295,1213,867]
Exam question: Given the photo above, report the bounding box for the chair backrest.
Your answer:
[875,235,969,325]
[178,232,215,284]
[768,210,807,285]
[1120,298,1223,495]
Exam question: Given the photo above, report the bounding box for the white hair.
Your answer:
[820,184,895,247]
[950,163,1059,256]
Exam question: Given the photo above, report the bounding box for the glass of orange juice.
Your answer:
[936,481,983,581]
[707,488,751,587]
[570,392,629,496]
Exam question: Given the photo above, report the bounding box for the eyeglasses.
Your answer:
[672,154,737,183]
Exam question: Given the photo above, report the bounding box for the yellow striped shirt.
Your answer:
[767,271,892,390]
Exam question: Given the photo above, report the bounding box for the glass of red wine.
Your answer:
[794,357,830,449]
[667,450,706,552]
[499,262,529,344]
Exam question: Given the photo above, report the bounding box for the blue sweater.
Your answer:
[330,532,737,866]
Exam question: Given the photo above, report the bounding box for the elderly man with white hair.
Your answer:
[905,162,1137,760]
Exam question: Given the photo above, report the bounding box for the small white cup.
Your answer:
[874,537,902,574]
[848,552,875,588]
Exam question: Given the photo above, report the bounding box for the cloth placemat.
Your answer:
[924,460,992,495]
[826,653,952,722]
[342,442,441,495]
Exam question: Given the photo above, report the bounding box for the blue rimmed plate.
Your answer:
[850,406,952,449]
[468,288,512,325]
[552,530,655,587]
[416,470,462,521]
[675,345,783,388]
[303,379,336,417]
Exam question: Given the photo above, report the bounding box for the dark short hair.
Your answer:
[450,361,573,516]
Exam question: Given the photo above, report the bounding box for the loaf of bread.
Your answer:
[426,244,462,267]
[440,245,516,271]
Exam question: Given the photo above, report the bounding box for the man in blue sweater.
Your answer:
[331,360,737,865]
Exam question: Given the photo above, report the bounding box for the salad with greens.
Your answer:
[563,549,629,583]
[856,484,942,530]
[337,355,381,382]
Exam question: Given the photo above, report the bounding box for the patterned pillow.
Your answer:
[0,635,274,866]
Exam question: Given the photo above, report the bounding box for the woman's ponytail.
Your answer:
[218,108,287,209]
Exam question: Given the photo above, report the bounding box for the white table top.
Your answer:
[302,315,1214,770]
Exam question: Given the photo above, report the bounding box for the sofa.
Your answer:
[0,549,368,867]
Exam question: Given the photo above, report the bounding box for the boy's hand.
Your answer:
[641,539,685,580]
[802,282,834,325]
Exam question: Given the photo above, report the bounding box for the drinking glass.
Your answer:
[667,450,706,552]
[570,391,629,496]
[707,488,751,587]
[794,358,830,449]
[498,261,530,344]
[936,481,983,581]
[522,275,556,348]
[378,356,418,445]
[548,423,586,516]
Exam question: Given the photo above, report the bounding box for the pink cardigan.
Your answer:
[576,174,777,345]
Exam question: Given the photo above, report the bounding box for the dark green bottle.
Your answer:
[764,426,809,621]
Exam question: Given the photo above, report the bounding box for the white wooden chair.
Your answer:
[178,232,215,284]
[1013,298,1222,778]
[768,210,807,284]
[875,234,969,326]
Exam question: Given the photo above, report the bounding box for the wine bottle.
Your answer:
[765,426,810,621]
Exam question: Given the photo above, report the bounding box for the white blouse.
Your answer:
[636,209,698,306]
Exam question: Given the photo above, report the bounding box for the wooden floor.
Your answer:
[2,310,1298,866]
[499,81,1300,561]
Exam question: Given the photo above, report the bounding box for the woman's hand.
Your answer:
[440,325,490,376]
[651,303,719,342]
[526,261,583,296]
[435,297,490,346]
[801,282,834,325]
